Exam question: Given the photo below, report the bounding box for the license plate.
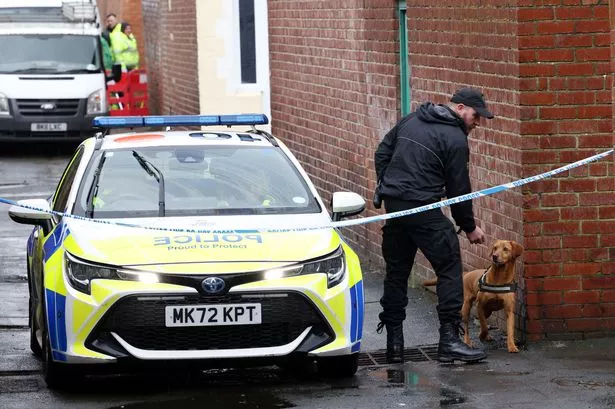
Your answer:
[31,123,67,132]
[165,303,262,327]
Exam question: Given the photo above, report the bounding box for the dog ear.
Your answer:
[510,241,524,258]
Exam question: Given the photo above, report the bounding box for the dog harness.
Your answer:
[478,269,517,293]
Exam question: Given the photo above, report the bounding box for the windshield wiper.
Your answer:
[56,68,100,74]
[132,150,166,217]
[86,153,107,218]
[4,67,60,74]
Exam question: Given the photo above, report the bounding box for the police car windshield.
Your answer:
[74,146,321,218]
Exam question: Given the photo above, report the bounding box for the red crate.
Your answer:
[106,69,149,116]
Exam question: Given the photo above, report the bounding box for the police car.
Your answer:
[8,114,366,389]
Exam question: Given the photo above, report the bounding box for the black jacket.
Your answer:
[374,102,476,233]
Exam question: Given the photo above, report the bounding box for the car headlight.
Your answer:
[86,88,106,114]
[64,252,159,294]
[0,93,10,116]
[263,246,346,288]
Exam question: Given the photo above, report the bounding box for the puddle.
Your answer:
[553,377,615,389]
[439,387,467,405]
[368,367,469,405]
[386,369,421,386]
[367,367,424,387]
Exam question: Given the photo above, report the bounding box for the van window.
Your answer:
[0,34,101,74]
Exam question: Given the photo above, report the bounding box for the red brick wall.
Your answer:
[269,0,399,269]
[405,2,523,286]
[269,0,614,341]
[519,1,614,340]
[141,0,199,115]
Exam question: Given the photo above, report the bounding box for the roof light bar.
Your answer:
[144,115,220,126]
[93,114,269,129]
[219,114,268,125]
[93,116,144,127]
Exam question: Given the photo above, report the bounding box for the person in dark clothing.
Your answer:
[374,87,494,364]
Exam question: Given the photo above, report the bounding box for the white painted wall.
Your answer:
[196,0,271,131]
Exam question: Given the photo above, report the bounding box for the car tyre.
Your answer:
[278,356,317,379]
[27,263,42,358]
[317,353,359,378]
[29,296,42,358]
[41,305,81,390]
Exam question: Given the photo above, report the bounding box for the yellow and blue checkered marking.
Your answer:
[350,280,364,353]
[43,223,69,262]
[46,289,68,362]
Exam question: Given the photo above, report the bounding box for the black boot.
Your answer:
[378,322,404,363]
[438,321,486,363]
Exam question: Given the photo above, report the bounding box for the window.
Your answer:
[74,146,321,219]
[0,35,102,73]
[52,147,84,221]
[238,0,256,84]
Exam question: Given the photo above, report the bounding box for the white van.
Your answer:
[0,0,120,142]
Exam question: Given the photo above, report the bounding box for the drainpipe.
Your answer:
[397,0,410,116]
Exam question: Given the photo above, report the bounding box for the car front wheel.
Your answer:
[317,353,359,378]
[27,263,42,358]
[41,309,81,389]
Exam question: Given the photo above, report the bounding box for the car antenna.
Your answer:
[93,129,110,150]
[248,125,278,147]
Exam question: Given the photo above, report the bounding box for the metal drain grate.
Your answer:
[358,344,438,366]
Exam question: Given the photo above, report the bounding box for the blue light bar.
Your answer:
[144,115,220,126]
[93,116,144,127]
[93,114,269,128]
[219,114,269,126]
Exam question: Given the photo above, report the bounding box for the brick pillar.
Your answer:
[519,2,614,340]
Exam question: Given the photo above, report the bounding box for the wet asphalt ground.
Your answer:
[0,142,613,408]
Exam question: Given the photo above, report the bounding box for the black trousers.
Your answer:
[379,198,463,325]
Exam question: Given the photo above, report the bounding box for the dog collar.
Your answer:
[478,269,517,293]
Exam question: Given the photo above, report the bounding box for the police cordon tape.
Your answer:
[0,149,612,234]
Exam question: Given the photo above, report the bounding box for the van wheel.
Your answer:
[318,354,359,378]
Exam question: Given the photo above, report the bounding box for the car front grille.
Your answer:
[87,292,331,351]
[16,99,80,116]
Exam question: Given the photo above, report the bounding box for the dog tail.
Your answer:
[422,278,438,286]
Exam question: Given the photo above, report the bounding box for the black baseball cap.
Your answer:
[450,87,494,119]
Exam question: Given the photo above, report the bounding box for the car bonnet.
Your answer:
[61,216,342,269]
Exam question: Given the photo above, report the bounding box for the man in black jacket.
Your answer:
[374,87,493,363]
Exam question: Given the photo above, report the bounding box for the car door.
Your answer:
[31,147,85,330]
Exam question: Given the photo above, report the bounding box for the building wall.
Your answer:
[518,1,614,340]
[405,2,523,297]
[268,0,400,269]
[269,0,614,340]
[196,0,271,129]
[142,0,199,115]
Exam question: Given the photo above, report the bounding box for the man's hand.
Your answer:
[465,226,485,244]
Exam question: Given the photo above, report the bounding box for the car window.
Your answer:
[52,146,85,222]
[73,146,321,218]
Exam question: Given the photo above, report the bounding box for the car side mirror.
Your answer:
[107,63,122,83]
[331,192,365,222]
[8,199,53,234]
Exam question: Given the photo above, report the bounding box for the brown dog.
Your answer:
[423,240,524,353]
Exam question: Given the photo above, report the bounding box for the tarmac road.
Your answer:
[0,143,613,409]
